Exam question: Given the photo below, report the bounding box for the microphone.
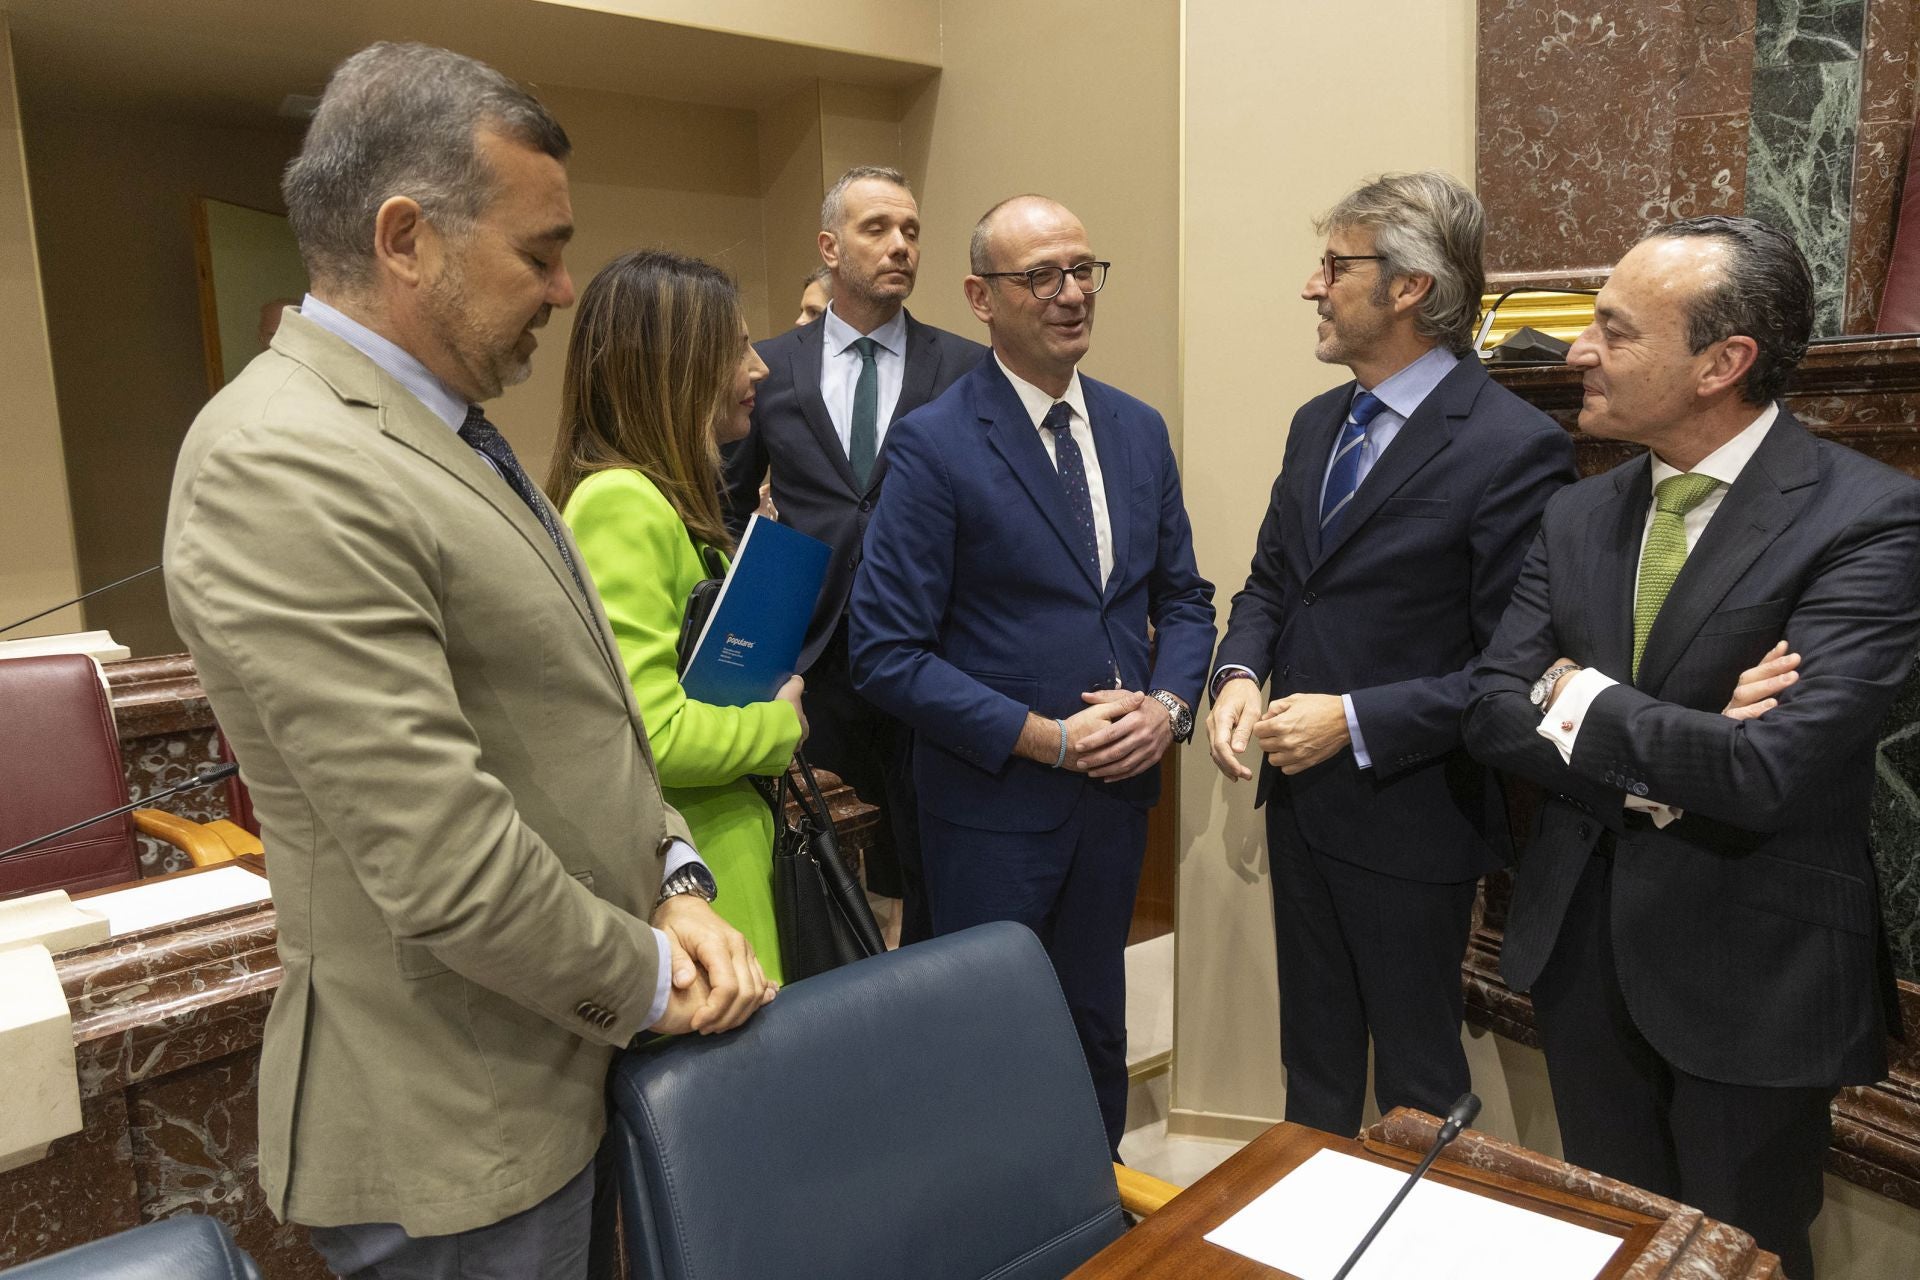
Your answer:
[1330,1092,1482,1280]
[0,564,163,635]
[0,762,241,863]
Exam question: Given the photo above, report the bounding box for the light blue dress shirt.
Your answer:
[297,295,700,1026]
[818,303,908,457]
[1219,345,1460,770]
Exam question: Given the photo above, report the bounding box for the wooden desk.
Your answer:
[1073,1110,1781,1279]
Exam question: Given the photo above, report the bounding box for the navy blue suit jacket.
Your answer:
[848,358,1215,833]
[1465,411,1920,1087]
[1212,356,1576,882]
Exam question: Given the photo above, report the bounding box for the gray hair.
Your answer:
[282,43,570,292]
[820,165,910,233]
[1316,171,1485,353]
[803,264,833,292]
[1647,216,1813,404]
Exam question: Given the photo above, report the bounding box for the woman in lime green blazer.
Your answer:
[546,249,797,985]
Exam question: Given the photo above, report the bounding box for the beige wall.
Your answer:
[1172,0,1478,1131]
[24,108,302,657]
[0,16,78,641]
[902,0,1182,433]
[494,81,769,481]
[544,0,941,66]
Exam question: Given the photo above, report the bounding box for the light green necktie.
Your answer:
[848,336,879,488]
[1632,472,1723,679]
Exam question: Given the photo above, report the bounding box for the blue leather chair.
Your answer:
[2,1215,260,1279]
[606,921,1134,1280]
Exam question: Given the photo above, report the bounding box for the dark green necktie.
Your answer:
[1632,472,1722,678]
[848,336,879,488]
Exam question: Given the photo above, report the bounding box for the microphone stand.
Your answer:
[1330,1092,1482,1280]
[0,762,239,863]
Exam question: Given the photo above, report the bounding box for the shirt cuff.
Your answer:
[1211,664,1258,701]
[1342,693,1370,770]
[1535,667,1616,763]
[644,839,708,1029]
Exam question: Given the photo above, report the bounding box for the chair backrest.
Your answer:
[0,654,139,899]
[1,1214,260,1279]
[607,921,1125,1280]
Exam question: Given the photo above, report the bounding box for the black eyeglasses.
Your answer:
[978,260,1110,300]
[1321,252,1385,287]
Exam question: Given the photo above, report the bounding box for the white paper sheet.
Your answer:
[1203,1147,1622,1280]
[82,865,272,937]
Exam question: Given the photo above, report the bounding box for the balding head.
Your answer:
[969,195,1080,274]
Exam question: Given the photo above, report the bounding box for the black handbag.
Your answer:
[769,754,886,980]
[672,528,884,980]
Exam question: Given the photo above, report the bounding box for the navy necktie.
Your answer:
[458,406,590,600]
[1042,401,1100,581]
[1318,389,1387,549]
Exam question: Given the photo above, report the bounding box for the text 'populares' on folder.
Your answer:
[679,514,831,708]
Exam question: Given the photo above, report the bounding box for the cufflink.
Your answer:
[1560,720,1574,733]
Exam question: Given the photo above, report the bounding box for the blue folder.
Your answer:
[679,515,831,707]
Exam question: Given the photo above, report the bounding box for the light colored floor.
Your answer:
[1118,932,1245,1187]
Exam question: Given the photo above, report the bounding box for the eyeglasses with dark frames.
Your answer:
[1322,251,1386,287]
[978,260,1111,300]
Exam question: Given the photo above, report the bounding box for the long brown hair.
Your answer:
[545,249,742,550]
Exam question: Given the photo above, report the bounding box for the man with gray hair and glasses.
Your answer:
[1206,171,1575,1139]
[722,165,984,947]
[165,42,769,1278]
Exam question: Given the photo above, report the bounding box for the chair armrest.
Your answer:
[130,810,257,867]
[1115,1162,1180,1216]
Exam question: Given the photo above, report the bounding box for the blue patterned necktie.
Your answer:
[1042,401,1101,581]
[458,405,590,600]
[1318,389,1387,549]
[848,337,879,489]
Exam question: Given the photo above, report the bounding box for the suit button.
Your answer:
[1279,664,1292,678]
[1632,782,1650,797]
[859,499,872,512]
[575,1001,597,1021]
[1576,823,1592,840]
[1301,591,1317,606]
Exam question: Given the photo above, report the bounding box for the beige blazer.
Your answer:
[164,311,692,1236]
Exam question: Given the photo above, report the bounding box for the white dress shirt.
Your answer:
[299,293,700,1025]
[1539,402,1782,827]
[995,353,1114,586]
[819,303,908,458]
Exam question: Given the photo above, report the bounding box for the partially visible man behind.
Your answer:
[795,264,832,325]
[1206,171,1575,1140]
[164,43,768,1280]
[722,166,985,946]
[1463,216,1920,1278]
[850,196,1214,1153]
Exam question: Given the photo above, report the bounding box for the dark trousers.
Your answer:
[922,785,1147,1155]
[1266,801,1478,1137]
[1533,851,1836,1280]
[806,625,929,943]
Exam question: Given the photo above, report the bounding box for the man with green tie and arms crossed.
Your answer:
[164,43,770,1279]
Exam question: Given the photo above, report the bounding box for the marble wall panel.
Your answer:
[1745,0,1868,334]
[1845,0,1919,331]
[1874,684,1920,982]
[121,727,227,877]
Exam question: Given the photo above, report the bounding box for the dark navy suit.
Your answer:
[1212,354,1574,1136]
[849,357,1214,1149]
[1464,410,1920,1277]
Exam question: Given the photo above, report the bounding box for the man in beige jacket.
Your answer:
[164,43,770,1278]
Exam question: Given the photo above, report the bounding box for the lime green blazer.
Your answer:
[563,468,800,983]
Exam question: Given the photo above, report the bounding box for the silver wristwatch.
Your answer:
[652,861,718,912]
[1529,663,1581,709]
[1149,689,1194,743]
